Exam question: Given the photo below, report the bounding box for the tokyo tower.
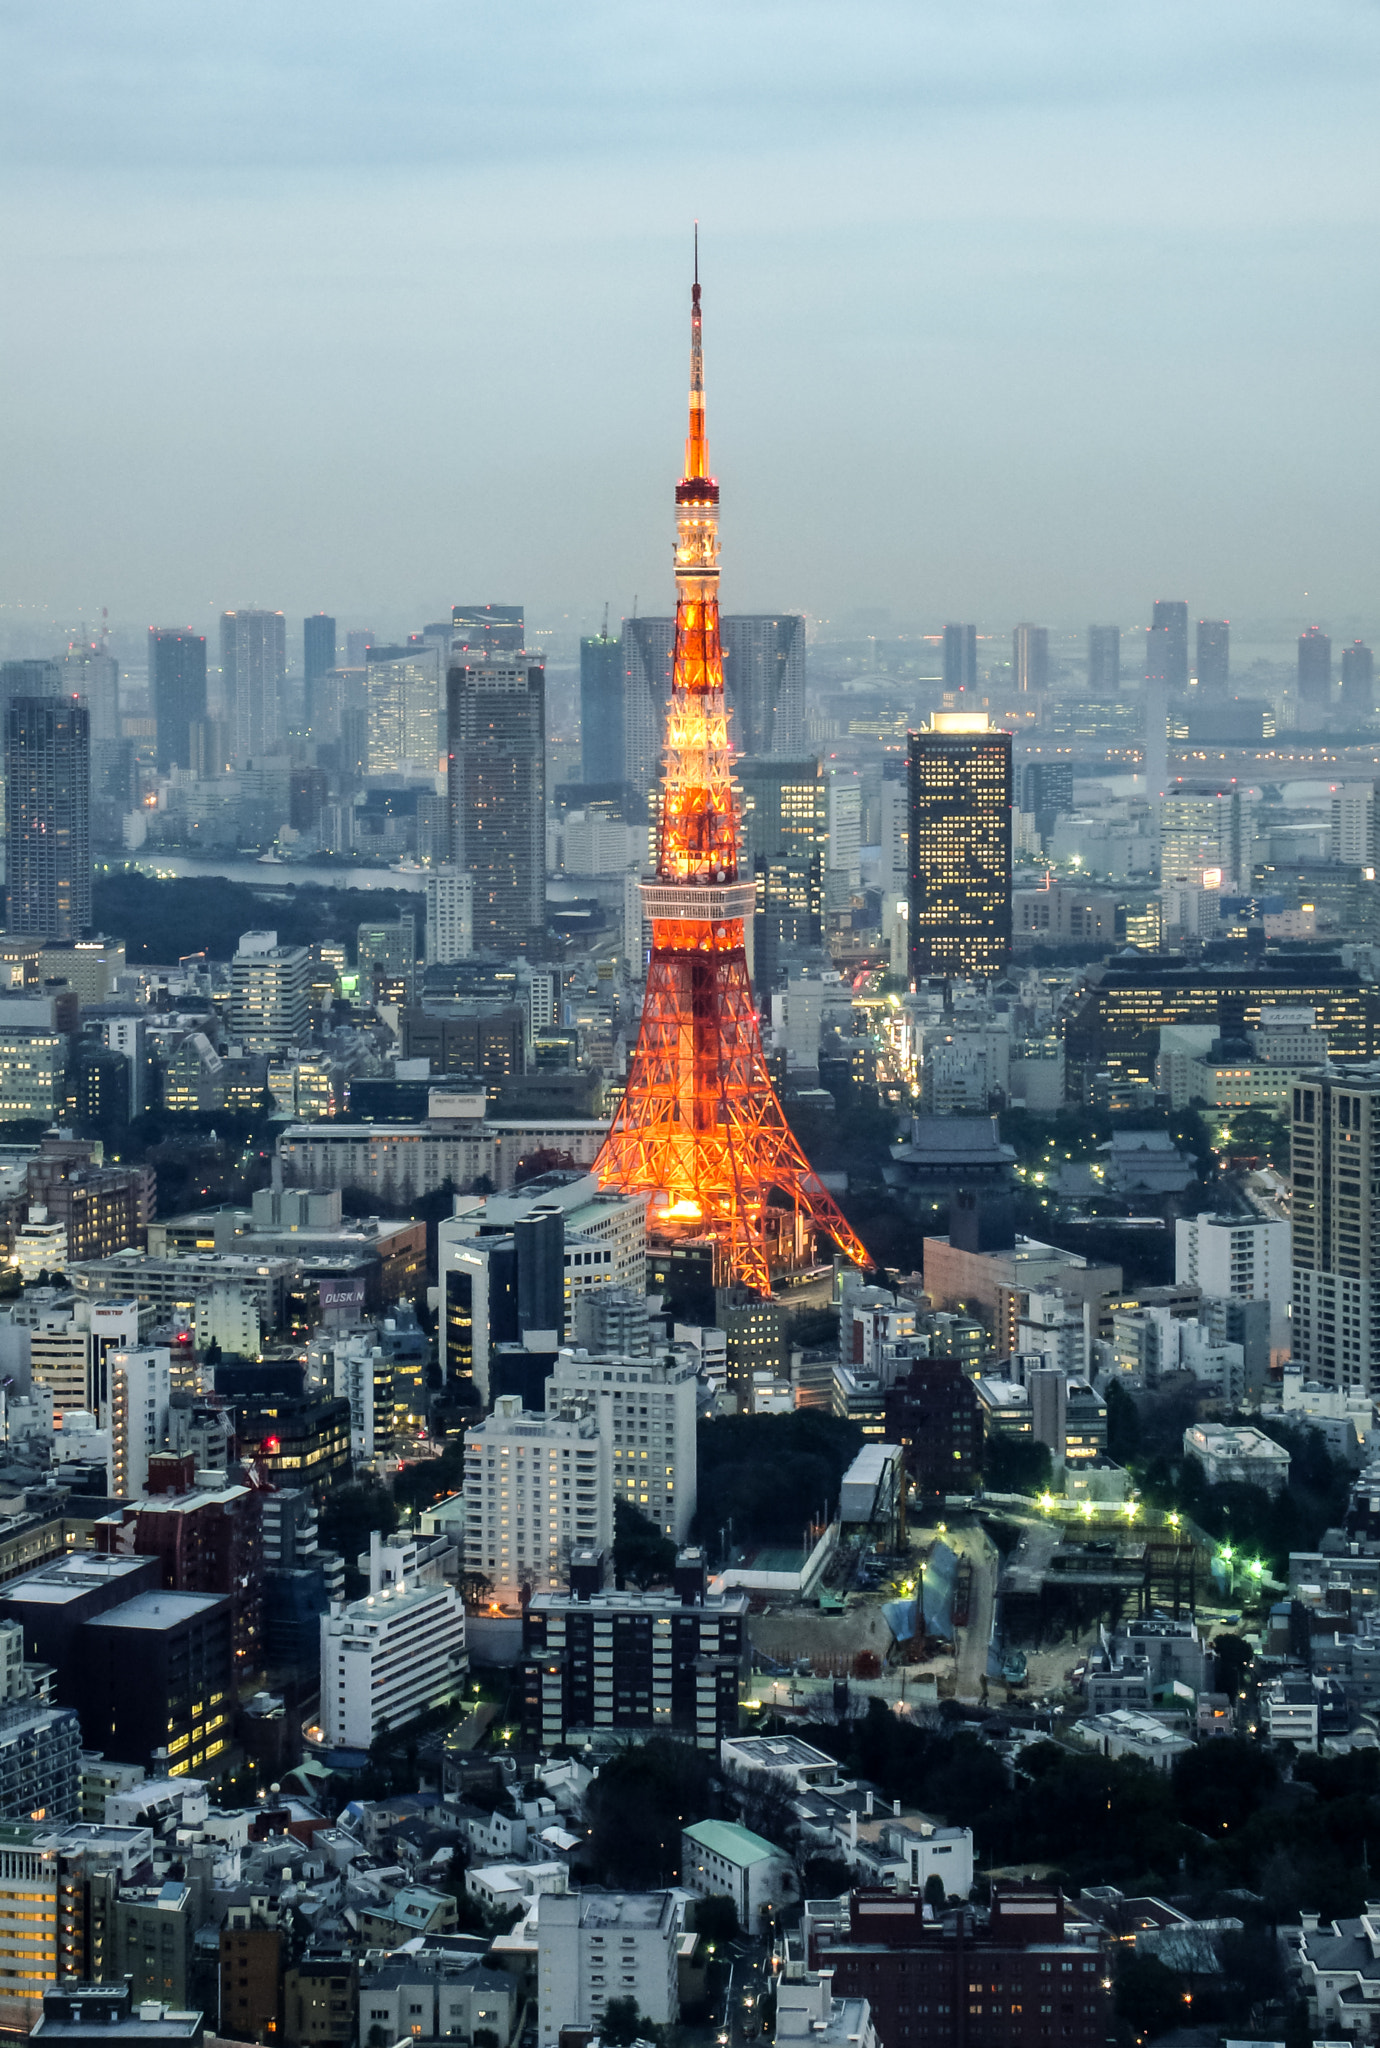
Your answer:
[595,252,871,1297]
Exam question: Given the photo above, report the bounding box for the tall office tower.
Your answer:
[425,866,474,964]
[1160,787,1256,892]
[1086,625,1120,696]
[1298,626,1332,707]
[1019,761,1074,830]
[60,641,119,745]
[345,629,373,667]
[148,631,207,773]
[303,613,336,684]
[220,610,286,761]
[446,656,546,955]
[363,643,441,773]
[357,914,419,1005]
[1341,641,1375,719]
[1291,1071,1380,1395]
[825,767,862,901]
[1145,600,1189,692]
[736,757,826,983]
[451,604,524,658]
[596,262,868,1294]
[1196,619,1230,694]
[907,711,1013,980]
[942,624,978,694]
[623,616,676,801]
[720,615,806,756]
[5,698,90,939]
[1011,623,1048,693]
[580,632,624,784]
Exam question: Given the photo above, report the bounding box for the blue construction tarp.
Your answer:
[922,1539,959,1639]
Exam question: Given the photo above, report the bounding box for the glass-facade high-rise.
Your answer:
[303,613,336,682]
[5,697,90,939]
[737,755,827,984]
[1298,626,1332,707]
[579,633,624,785]
[719,614,806,756]
[1196,619,1230,694]
[446,656,546,955]
[1341,641,1375,719]
[1012,623,1048,693]
[363,643,441,773]
[149,629,208,772]
[943,624,978,693]
[452,604,524,658]
[907,711,1012,980]
[1087,625,1120,695]
[1146,600,1189,691]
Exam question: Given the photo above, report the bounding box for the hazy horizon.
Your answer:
[4,1,1380,638]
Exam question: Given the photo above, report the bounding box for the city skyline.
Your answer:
[4,4,1380,627]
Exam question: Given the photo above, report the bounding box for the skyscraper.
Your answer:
[907,711,1013,980]
[1291,1071,1380,1395]
[1298,626,1333,707]
[451,604,524,658]
[446,656,546,954]
[720,615,806,756]
[1341,641,1375,719]
[5,697,91,939]
[1196,619,1230,694]
[363,644,441,773]
[60,642,119,745]
[220,610,286,761]
[622,617,676,802]
[1087,626,1120,696]
[148,631,207,773]
[1145,600,1189,692]
[943,624,978,694]
[736,757,826,985]
[1012,624,1048,693]
[303,614,336,684]
[579,632,624,785]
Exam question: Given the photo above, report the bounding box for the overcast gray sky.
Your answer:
[2,0,1378,646]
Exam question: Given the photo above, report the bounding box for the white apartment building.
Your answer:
[230,930,310,1052]
[1330,783,1376,867]
[108,1348,171,1496]
[462,1395,611,1601]
[1183,1421,1291,1495]
[546,1344,698,1544]
[425,867,474,965]
[536,1891,680,2048]
[1176,1211,1290,1350]
[319,1571,467,1750]
[10,1296,140,1424]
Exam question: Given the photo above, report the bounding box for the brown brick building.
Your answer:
[806,1887,1110,2048]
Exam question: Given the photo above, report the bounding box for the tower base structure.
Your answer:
[599,884,869,1298]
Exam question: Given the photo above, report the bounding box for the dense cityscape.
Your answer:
[7,10,1380,2048]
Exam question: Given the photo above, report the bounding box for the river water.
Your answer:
[104,853,426,895]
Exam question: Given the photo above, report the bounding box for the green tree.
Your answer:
[1105,1378,1141,1463]
[582,1738,718,1889]
[1115,1955,1186,2040]
[613,1499,678,1589]
[923,1873,946,1912]
[599,1999,642,2047]
[982,1436,1052,1495]
[692,1895,739,1944]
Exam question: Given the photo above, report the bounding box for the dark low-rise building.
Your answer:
[884,1358,982,1498]
[81,1590,234,1775]
[31,1982,202,2048]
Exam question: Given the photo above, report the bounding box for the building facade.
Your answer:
[445,658,546,955]
[6,698,91,940]
[1291,1069,1380,1394]
[907,713,1012,980]
[148,633,207,774]
[220,610,286,762]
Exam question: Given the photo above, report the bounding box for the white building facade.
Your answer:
[462,1395,612,1602]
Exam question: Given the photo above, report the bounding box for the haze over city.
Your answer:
[4,0,1380,641]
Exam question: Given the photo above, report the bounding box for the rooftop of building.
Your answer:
[722,1735,838,1772]
[683,1819,785,1867]
[2,1555,153,1606]
[84,1591,227,1633]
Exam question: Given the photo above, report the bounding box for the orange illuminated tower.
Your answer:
[596,252,870,1296]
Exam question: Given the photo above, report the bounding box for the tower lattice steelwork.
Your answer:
[596,257,870,1296]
